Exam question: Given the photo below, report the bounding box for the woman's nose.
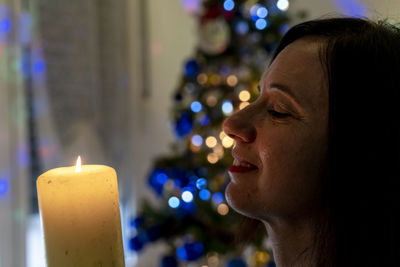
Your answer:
[222,107,256,143]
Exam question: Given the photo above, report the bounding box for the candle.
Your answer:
[36,156,125,267]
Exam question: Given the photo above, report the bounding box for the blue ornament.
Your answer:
[227,258,247,267]
[161,255,178,267]
[174,112,193,137]
[184,59,200,77]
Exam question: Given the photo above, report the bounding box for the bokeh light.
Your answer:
[212,192,224,204]
[255,18,268,30]
[219,131,227,140]
[238,90,251,101]
[0,178,8,196]
[206,95,218,107]
[223,0,235,11]
[222,100,233,115]
[207,153,219,164]
[217,203,229,215]
[257,7,268,18]
[197,73,208,85]
[277,0,289,11]
[239,101,250,110]
[235,20,249,35]
[199,115,210,126]
[205,136,217,148]
[222,136,234,148]
[181,0,201,14]
[199,189,211,200]
[156,173,168,185]
[191,101,202,113]
[196,178,207,190]
[182,190,194,202]
[226,74,238,87]
[191,134,203,146]
[209,74,221,85]
[168,196,180,208]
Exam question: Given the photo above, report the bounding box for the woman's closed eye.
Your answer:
[268,109,291,118]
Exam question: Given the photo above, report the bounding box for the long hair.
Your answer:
[270,17,400,266]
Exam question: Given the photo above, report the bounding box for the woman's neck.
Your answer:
[263,217,316,267]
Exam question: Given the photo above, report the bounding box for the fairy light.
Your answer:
[238,90,251,101]
[239,101,250,110]
[205,136,217,148]
[217,203,229,215]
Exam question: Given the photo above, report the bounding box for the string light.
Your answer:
[239,101,250,110]
[205,136,217,148]
[217,203,229,215]
[191,134,203,146]
[238,90,251,101]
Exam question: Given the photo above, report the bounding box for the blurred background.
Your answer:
[0,0,399,266]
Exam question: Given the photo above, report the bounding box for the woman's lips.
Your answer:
[228,158,258,173]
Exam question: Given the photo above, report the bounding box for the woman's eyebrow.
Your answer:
[268,82,301,105]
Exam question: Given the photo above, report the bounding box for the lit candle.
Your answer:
[36,156,125,267]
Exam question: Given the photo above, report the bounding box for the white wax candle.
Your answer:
[36,159,125,267]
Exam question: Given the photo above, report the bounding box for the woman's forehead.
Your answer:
[261,39,327,111]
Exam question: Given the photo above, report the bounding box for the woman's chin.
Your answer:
[225,182,259,218]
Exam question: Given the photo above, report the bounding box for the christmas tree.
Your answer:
[130,0,306,266]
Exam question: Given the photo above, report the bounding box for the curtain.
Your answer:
[0,0,29,266]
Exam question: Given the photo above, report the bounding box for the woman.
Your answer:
[223,17,400,267]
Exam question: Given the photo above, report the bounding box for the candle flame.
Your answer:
[75,156,82,172]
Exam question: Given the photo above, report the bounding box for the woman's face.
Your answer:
[223,38,329,222]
